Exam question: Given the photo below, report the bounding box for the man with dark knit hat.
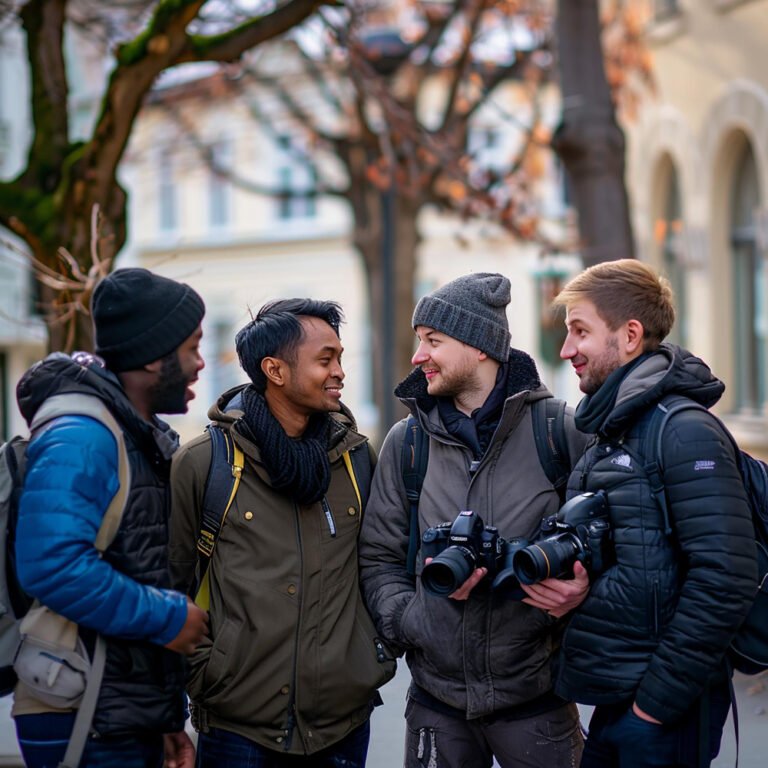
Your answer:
[12,267,209,768]
[359,273,590,768]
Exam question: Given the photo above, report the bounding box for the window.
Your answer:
[274,135,316,220]
[208,139,232,229]
[731,140,766,414]
[654,0,680,21]
[158,148,177,232]
[659,160,688,347]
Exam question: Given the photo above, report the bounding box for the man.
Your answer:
[169,298,396,767]
[13,267,210,768]
[552,258,757,767]
[358,273,590,768]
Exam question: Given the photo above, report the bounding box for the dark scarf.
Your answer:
[574,354,651,435]
[240,386,332,505]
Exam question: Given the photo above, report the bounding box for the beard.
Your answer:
[427,358,483,400]
[579,335,621,395]
[148,352,189,415]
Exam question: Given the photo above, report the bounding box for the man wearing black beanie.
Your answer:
[13,268,210,768]
[359,272,591,768]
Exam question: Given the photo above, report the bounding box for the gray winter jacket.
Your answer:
[359,349,589,718]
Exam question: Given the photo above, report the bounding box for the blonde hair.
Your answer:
[553,259,675,348]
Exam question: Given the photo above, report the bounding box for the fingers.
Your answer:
[449,568,487,601]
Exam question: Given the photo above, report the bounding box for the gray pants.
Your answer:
[404,697,584,768]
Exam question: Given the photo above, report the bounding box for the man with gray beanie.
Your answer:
[359,273,590,768]
[12,267,209,768]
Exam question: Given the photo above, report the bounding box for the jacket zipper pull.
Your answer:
[321,497,336,537]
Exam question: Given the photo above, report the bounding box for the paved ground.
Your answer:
[0,667,765,766]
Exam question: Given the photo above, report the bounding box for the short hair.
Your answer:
[552,259,675,348]
[235,298,344,391]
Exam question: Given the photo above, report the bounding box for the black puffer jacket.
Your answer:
[16,353,186,736]
[555,344,757,723]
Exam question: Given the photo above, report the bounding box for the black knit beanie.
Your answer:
[412,272,511,362]
[91,268,205,372]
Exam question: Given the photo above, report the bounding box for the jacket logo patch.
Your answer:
[610,453,632,468]
[694,460,716,471]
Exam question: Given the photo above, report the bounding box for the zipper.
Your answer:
[321,497,336,537]
[651,578,660,639]
[285,501,303,751]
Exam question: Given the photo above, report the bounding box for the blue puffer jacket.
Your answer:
[14,353,188,736]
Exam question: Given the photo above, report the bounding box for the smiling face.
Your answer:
[560,300,631,395]
[411,326,484,399]
[280,316,345,416]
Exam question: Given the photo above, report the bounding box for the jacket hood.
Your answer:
[208,383,365,459]
[395,347,548,415]
[16,352,178,459]
[578,343,725,437]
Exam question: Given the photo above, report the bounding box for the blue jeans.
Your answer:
[15,712,164,768]
[196,720,371,768]
[580,683,731,768]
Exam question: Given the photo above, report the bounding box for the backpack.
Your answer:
[191,424,374,610]
[642,394,768,675]
[0,393,129,768]
[401,397,572,576]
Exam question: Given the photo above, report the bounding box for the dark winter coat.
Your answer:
[358,349,590,719]
[555,344,758,724]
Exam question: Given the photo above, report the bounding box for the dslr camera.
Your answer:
[420,510,527,597]
[510,491,612,586]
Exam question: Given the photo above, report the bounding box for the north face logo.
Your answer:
[610,453,632,468]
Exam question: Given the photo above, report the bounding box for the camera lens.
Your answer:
[513,536,579,585]
[422,546,475,596]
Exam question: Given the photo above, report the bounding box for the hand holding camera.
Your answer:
[420,491,612,599]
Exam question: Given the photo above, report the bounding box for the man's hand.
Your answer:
[423,557,488,601]
[164,730,195,768]
[519,560,590,617]
[165,597,209,655]
[632,702,662,725]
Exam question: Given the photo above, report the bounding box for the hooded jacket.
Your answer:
[358,349,590,719]
[168,385,395,755]
[555,344,758,723]
[13,353,187,735]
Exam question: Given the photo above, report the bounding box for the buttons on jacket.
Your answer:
[347,506,357,516]
[280,685,290,695]
[244,511,253,520]
[287,584,297,595]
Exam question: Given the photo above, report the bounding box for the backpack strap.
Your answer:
[402,415,430,577]
[642,396,707,537]
[342,444,373,517]
[531,398,571,505]
[194,425,244,610]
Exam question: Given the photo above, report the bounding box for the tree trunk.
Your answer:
[354,187,420,443]
[552,0,634,267]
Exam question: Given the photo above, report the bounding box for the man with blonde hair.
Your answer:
[552,258,757,767]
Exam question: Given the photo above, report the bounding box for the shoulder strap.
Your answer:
[343,444,373,514]
[194,425,244,610]
[402,415,429,577]
[31,393,130,552]
[643,396,708,536]
[531,398,570,505]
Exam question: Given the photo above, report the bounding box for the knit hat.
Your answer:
[412,272,511,362]
[91,268,205,372]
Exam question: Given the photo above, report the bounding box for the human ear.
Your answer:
[624,319,645,355]
[261,356,285,387]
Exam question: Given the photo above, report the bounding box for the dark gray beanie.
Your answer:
[92,268,205,372]
[412,272,511,362]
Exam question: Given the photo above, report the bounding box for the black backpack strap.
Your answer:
[642,396,707,537]
[402,415,429,577]
[193,425,244,608]
[531,398,571,505]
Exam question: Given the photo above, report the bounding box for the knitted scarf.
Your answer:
[240,386,332,505]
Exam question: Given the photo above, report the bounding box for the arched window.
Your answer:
[656,157,687,347]
[731,139,766,414]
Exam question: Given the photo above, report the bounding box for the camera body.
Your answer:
[421,511,528,597]
[511,491,612,586]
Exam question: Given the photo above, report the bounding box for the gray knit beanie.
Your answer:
[412,272,511,362]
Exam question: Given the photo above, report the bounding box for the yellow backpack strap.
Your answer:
[194,427,244,610]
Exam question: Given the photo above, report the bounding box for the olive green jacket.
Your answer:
[169,387,395,754]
